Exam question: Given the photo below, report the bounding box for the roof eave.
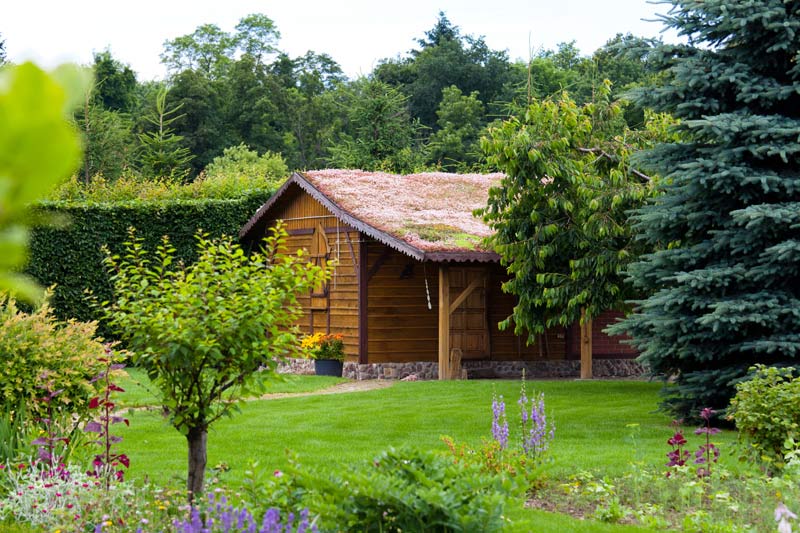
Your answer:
[240,171,502,264]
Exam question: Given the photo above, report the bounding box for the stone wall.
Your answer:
[277,358,647,380]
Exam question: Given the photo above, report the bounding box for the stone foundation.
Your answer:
[277,358,646,380]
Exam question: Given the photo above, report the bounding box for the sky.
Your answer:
[2,0,676,80]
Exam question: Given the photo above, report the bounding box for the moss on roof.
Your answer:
[303,169,503,253]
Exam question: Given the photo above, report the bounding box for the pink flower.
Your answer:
[273,470,283,478]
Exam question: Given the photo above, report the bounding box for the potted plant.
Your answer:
[301,333,345,377]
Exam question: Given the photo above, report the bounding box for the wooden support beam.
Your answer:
[438,265,450,381]
[580,307,593,379]
[448,275,485,314]
[358,239,368,364]
[367,247,392,282]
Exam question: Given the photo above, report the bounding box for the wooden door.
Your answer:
[449,267,489,359]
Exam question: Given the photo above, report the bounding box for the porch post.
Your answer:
[438,264,450,380]
[580,307,593,379]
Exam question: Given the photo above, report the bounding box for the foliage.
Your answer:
[375,12,512,131]
[74,104,137,181]
[328,78,427,173]
[480,85,667,340]
[427,85,486,171]
[547,417,792,532]
[204,143,287,185]
[255,448,520,532]
[0,293,107,423]
[92,50,138,113]
[137,86,193,180]
[0,404,32,464]
[101,226,326,498]
[0,62,89,301]
[729,365,800,473]
[614,0,800,419]
[300,333,345,362]
[166,69,230,176]
[27,190,271,327]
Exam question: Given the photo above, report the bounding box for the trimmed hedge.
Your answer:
[27,191,272,335]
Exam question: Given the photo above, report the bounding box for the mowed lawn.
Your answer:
[116,377,738,532]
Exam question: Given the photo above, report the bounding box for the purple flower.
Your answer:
[491,394,509,450]
[699,407,716,421]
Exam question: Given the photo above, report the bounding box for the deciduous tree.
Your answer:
[102,226,326,501]
[480,84,669,376]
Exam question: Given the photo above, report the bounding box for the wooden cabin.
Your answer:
[240,170,638,380]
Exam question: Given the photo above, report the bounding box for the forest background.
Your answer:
[0,12,657,183]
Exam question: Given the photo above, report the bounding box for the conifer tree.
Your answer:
[138,87,193,179]
[614,1,800,417]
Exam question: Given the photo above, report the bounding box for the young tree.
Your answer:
[102,226,326,501]
[613,0,800,417]
[137,87,193,179]
[76,104,136,180]
[480,84,669,377]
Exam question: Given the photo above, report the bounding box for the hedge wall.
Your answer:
[27,191,272,334]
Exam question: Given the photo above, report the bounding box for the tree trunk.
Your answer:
[580,307,593,379]
[186,426,208,503]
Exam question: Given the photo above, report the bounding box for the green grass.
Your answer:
[116,379,738,532]
[115,368,347,407]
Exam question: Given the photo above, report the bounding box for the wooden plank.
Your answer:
[448,275,486,314]
[438,265,450,381]
[367,247,392,282]
[358,238,368,364]
[580,308,593,379]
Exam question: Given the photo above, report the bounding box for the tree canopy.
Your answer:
[102,226,327,499]
[613,0,800,418]
[480,84,669,341]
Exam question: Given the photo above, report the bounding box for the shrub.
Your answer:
[204,143,288,187]
[258,448,520,532]
[0,294,106,423]
[729,365,800,472]
[27,192,272,328]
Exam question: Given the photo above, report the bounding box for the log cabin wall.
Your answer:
[263,188,360,360]
[364,242,568,363]
[365,241,439,363]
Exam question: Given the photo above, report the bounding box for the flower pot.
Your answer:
[314,359,343,377]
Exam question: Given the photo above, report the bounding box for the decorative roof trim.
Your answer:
[240,172,500,264]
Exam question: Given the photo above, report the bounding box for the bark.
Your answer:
[186,426,208,503]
